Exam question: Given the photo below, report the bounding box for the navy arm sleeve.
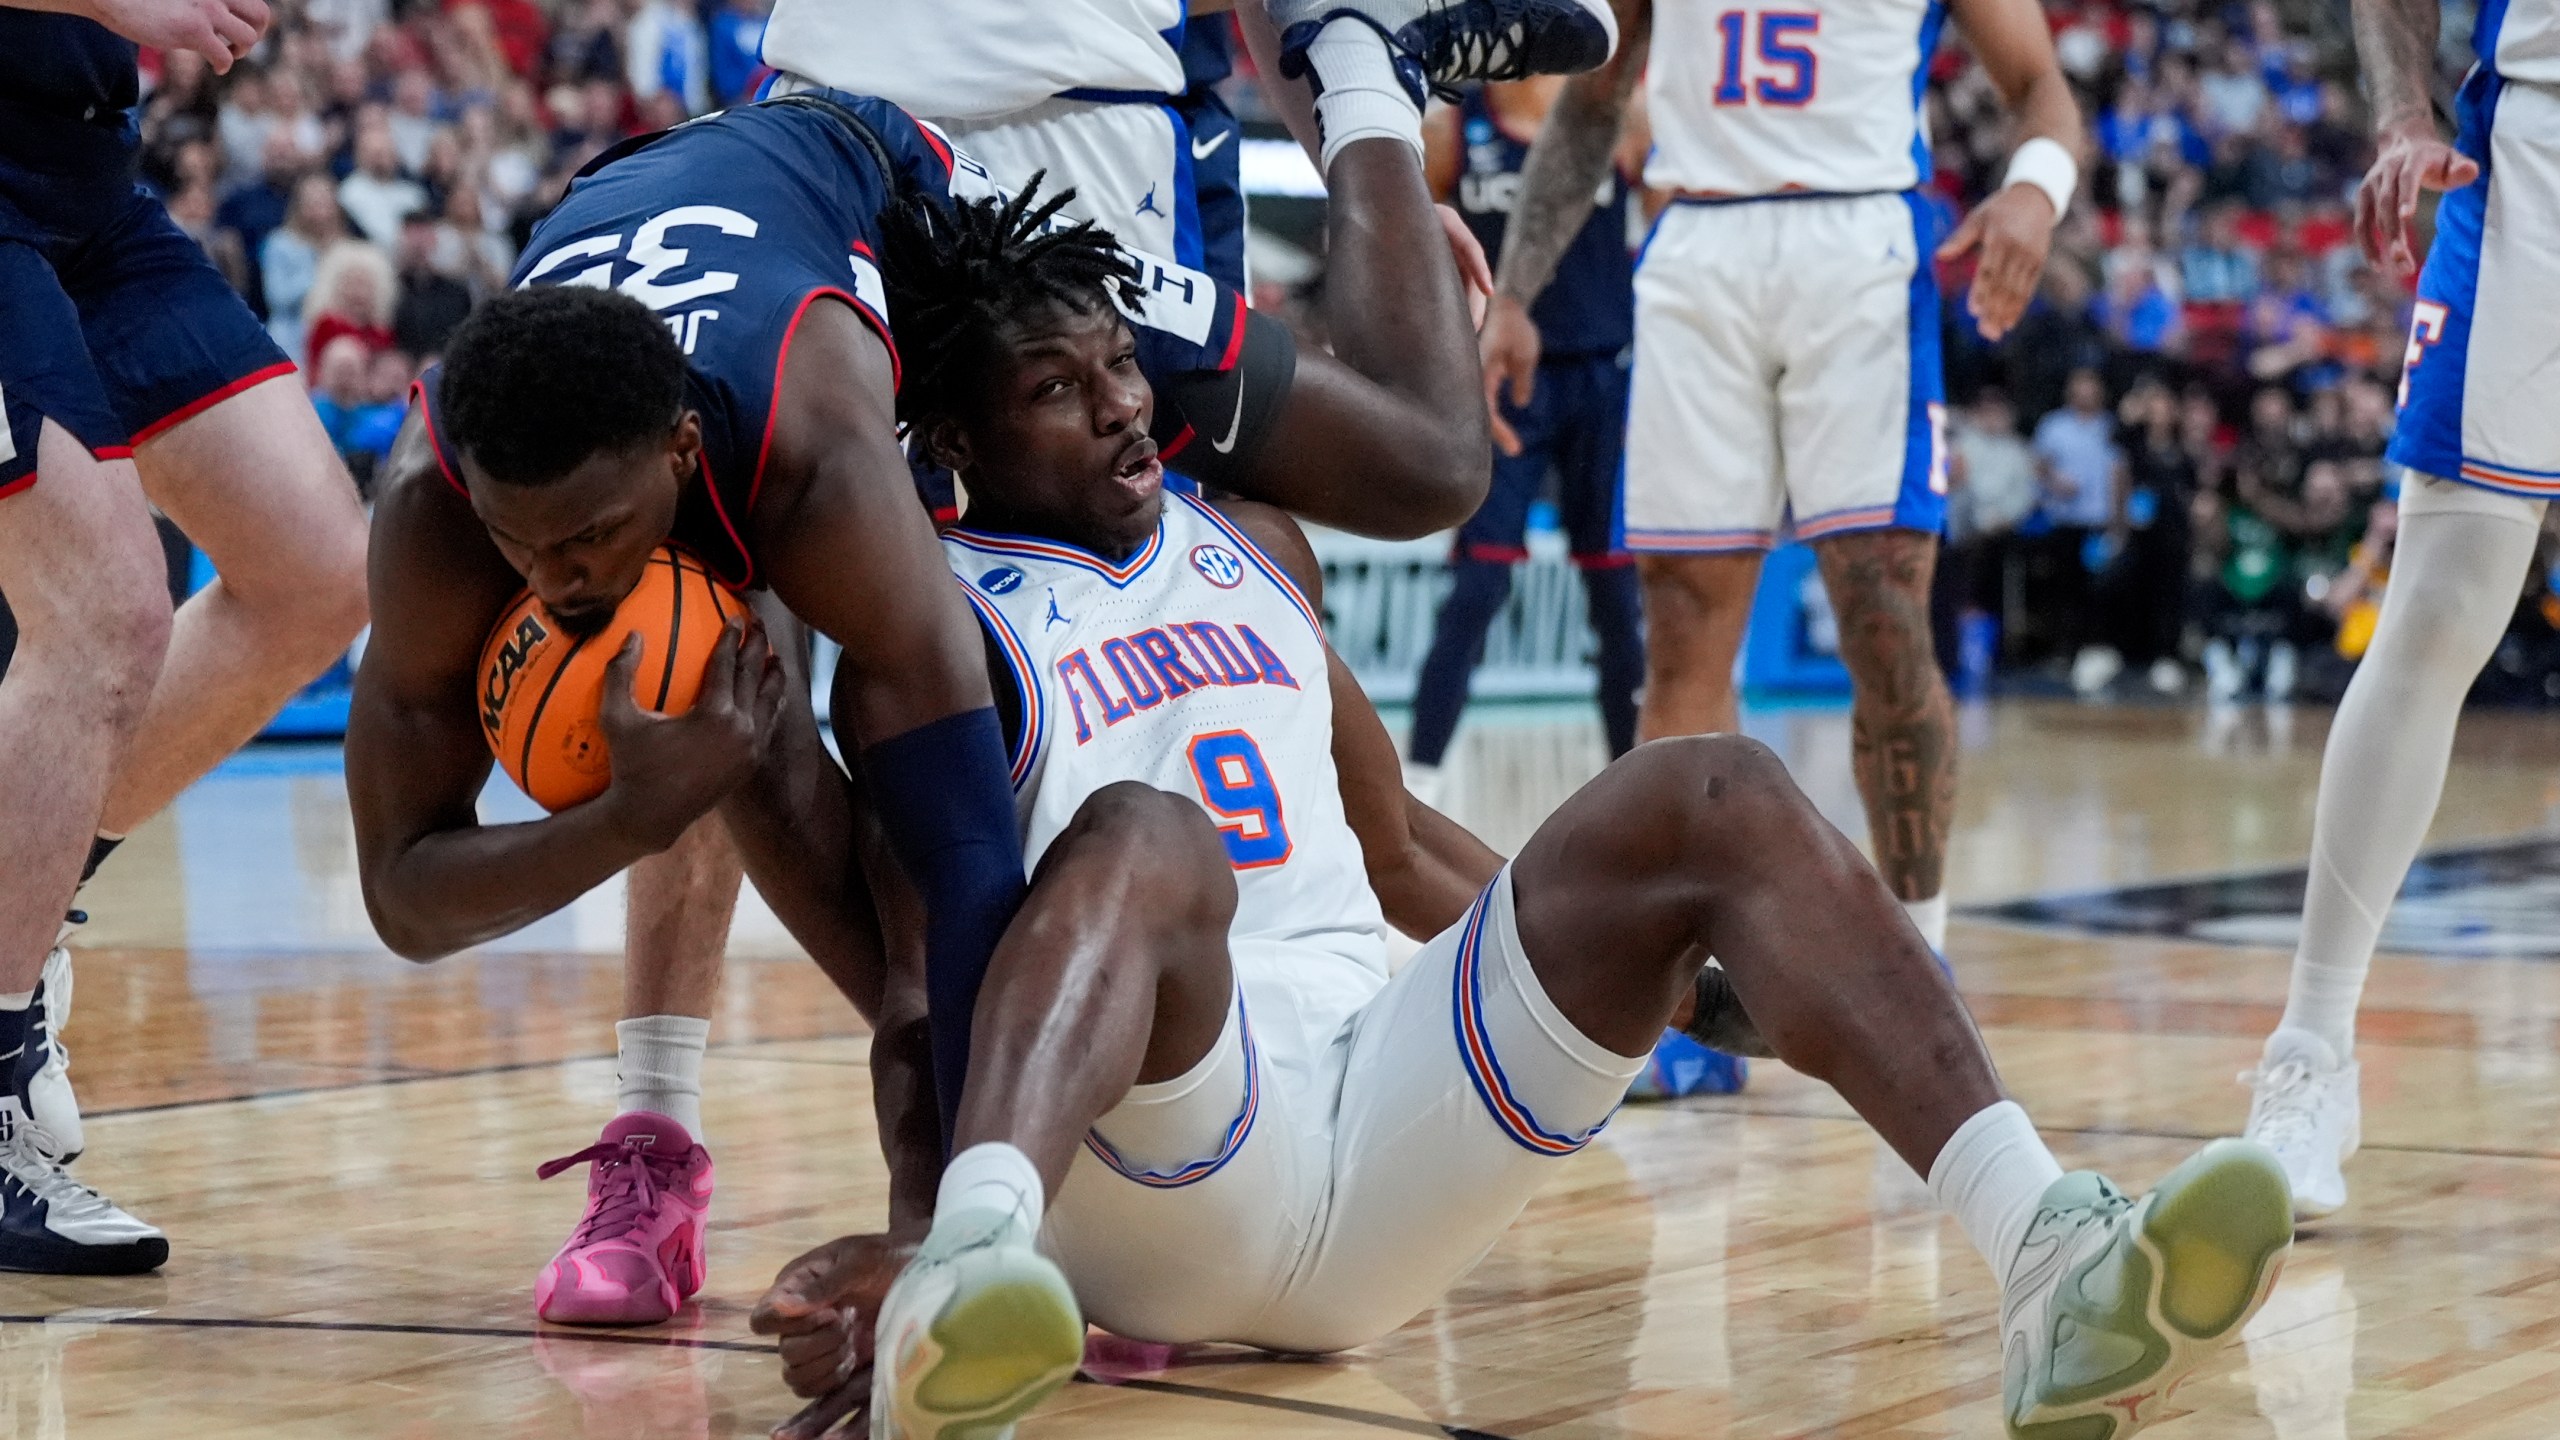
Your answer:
[860,708,1028,1150]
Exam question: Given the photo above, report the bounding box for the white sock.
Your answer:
[937,1141,1046,1233]
[1926,1100,2066,1281]
[1901,893,1949,953]
[0,990,30,1011]
[615,1014,709,1138]
[1305,20,1423,170]
[2279,482,2538,1059]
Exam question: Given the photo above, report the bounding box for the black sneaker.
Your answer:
[0,1096,163,1275]
[1276,0,1620,101]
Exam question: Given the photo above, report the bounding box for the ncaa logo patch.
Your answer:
[979,566,1026,594]
[1190,544,1245,589]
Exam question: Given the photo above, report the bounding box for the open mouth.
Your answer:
[1111,436,1164,500]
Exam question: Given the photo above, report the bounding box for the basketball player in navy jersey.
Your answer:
[349,0,1613,1322]
[749,192,2297,1440]
[1407,78,1646,793]
[0,0,370,1274]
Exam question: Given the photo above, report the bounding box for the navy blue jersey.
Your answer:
[1179,15,1233,92]
[1453,92,1632,356]
[0,12,141,187]
[419,93,1247,584]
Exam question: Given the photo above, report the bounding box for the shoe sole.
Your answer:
[890,1256,1084,1440]
[0,1234,168,1276]
[2009,1140,2293,1440]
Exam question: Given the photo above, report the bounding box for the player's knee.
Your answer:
[1060,783,1234,932]
[18,559,174,728]
[1624,734,1809,865]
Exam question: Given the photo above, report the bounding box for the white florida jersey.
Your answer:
[944,494,1391,973]
[760,0,1186,121]
[2483,0,2560,86]
[1645,0,1948,197]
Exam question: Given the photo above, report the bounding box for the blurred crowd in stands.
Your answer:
[129,0,773,483]
[1923,0,2560,703]
[124,0,2560,703]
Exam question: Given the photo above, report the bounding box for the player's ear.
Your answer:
[669,410,704,482]
[922,416,972,477]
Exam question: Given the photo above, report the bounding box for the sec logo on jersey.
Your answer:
[980,566,1027,594]
[1190,544,1245,589]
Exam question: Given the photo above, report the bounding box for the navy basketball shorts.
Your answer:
[0,183,294,496]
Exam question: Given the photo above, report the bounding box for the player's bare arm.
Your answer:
[2354,0,2477,269]
[3,0,266,69]
[749,302,995,749]
[1935,0,2085,339]
[347,417,785,960]
[1213,497,1504,936]
[1482,0,1652,412]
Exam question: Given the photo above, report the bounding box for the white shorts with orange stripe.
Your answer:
[1620,191,1948,554]
[1039,866,1646,1353]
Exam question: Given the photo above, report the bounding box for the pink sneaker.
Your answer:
[533,1112,713,1326]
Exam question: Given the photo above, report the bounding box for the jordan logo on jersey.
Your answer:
[1135,184,1167,219]
[1054,620,1298,744]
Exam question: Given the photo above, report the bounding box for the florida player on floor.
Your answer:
[746,192,2297,1440]
[2241,0,2560,1218]
[1481,0,2083,965]
[0,0,369,1274]
[348,0,1611,1325]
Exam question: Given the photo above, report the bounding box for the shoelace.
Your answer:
[2241,1059,2323,1152]
[1399,1,1531,97]
[537,1136,684,1245]
[38,925,76,1073]
[0,1109,108,1207]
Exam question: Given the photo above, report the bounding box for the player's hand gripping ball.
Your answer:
[478,546,748,811]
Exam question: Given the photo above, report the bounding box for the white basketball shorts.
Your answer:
[1039,866,1647,1353]
[1622,190,1948,553]
[2391,75,2560,498]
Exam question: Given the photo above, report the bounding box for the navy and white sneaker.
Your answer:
[1274,0,1620,100]
[0,1095,165,1275]
[24,923,82,1163]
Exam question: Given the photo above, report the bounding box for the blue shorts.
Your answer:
[1458,351,1629,566]
[0,179,294,494]
[2389,71,2560,498]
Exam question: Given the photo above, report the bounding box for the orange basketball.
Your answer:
[478,546,745,812]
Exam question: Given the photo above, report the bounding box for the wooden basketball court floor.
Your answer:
[8,698,2560,1439]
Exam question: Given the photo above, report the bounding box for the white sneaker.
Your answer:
[2241,1028,2359,1221]
[2000,1140,2293,1439]
[0,1096,165,1275]
[2146,658,2185,696]
[26,940,81,1164]
[2070,645,2124,697]
[2264,642,2299,703]
[871,1207,1083,1440]
[2203,640,2244,702]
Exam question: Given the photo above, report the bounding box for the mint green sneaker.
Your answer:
[870,1208,1084,1440]
[2000,1139,2294,1439]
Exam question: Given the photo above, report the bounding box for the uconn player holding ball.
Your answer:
[1487,0,2083,962]
[2240,0,2560,1216]
[748,192,2294,1440]
[348,0,1619,1332]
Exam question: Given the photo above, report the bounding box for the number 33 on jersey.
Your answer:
[946,494,1388,956]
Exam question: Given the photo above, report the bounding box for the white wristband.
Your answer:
[2002,136,2078,219]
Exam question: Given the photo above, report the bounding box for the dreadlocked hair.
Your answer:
[879,174,1143,433]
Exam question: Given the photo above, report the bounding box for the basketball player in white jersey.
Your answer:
[523,0,1627,1316]
[2241,0,2560,1218]
[748,190,2294,1440]
[1480,0,2082,962]
[758,0,1618,265]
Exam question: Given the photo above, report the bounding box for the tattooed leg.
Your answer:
[1634,552,1764,742]
[1814,530,1957,903]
